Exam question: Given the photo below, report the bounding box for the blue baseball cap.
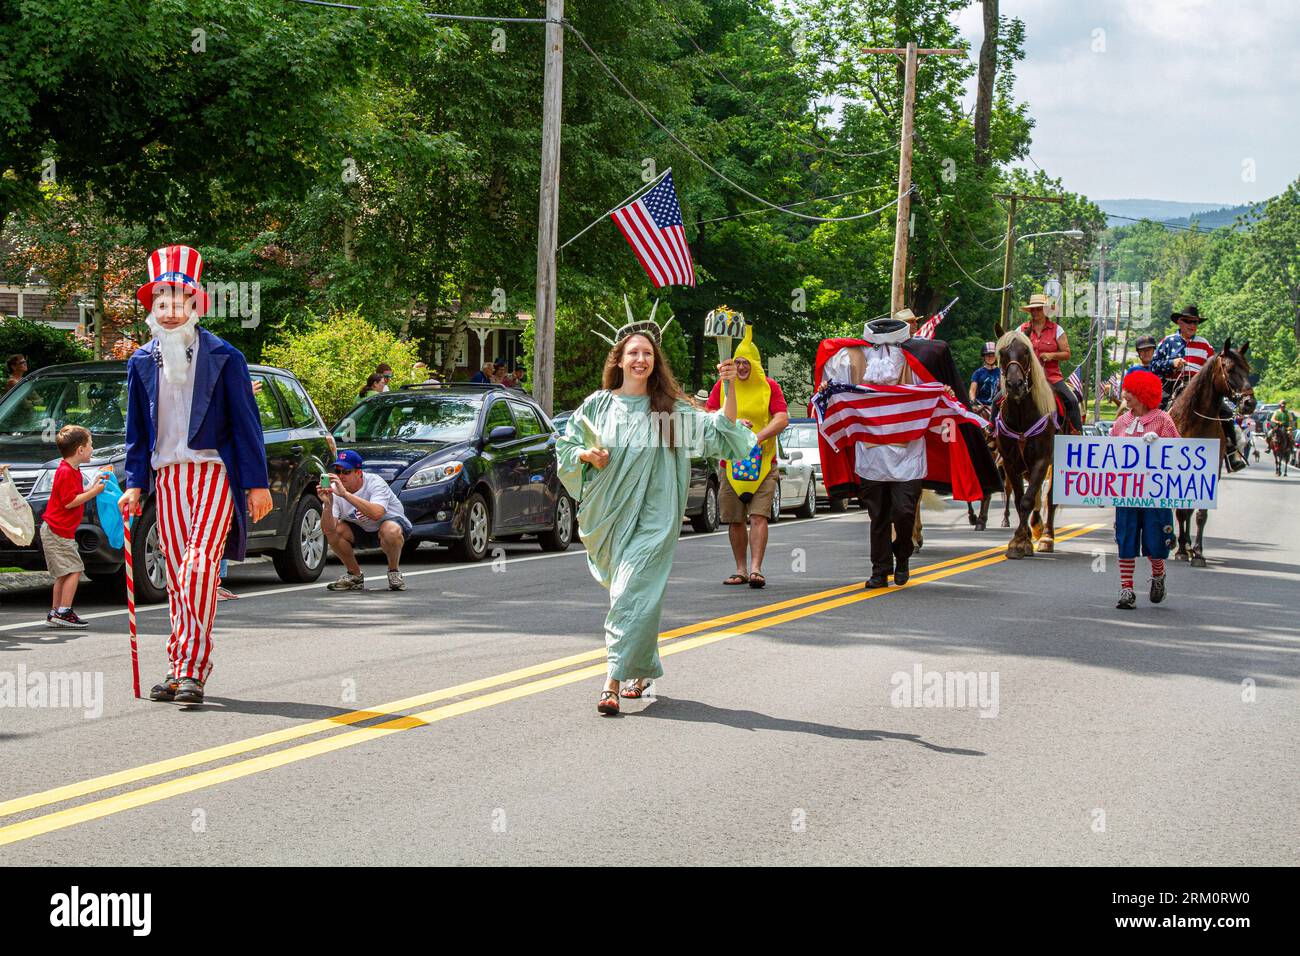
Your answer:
[332,450,364,471]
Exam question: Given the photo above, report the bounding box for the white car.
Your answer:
[769,433,817,521]
[782,419,846,512]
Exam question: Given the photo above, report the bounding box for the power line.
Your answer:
[912,188,1012,293]
[287,0,553,23]
[695,184,897,225]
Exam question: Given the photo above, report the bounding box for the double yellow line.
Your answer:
[0,523,1102,848]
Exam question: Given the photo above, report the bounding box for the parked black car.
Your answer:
[550,408,721,534]
[332,383,573,561]
[0,360,335,602]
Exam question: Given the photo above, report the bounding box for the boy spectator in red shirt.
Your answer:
[41,425,110,627]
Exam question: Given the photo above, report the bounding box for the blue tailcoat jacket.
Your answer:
[124,329,270,561]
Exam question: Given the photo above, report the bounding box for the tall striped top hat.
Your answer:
[136,245,210,315]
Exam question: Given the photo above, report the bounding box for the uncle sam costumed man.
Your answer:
[119,245,272,705]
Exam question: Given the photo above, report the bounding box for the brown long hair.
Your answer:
[601,333,686,446]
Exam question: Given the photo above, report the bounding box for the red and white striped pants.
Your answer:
[154,462,235,683]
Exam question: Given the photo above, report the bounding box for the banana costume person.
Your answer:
[707,324,790,588]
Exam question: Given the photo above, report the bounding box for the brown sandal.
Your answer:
[723,573,748,585]
[748,571,766,589]
[597,690,620,715]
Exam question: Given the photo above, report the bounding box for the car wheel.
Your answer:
[538,494,573,551]
[769,481,781,523]
[690,479,719,533]
[450,492,491,562]
[271,495,326,583]
[794,477,816,519]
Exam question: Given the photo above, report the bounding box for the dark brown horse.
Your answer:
[1267,420,1293,476]
[1167,339,1254,566]
[992,325,1058,558]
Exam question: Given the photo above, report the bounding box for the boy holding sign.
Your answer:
[1109,370,1180,610]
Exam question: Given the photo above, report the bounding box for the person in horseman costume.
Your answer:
[118,245,272,706]
[706,323,789,589]
[813,312,1000,588]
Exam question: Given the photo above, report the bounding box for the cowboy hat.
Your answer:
[1018,293,1052,312]
[1171,305,1203,323]
[891,308,918,325]
[135,245,210,316]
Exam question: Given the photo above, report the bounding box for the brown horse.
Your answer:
[992,325,1057,558]
[1167,339,1254,566]
[1267,421,1293,476]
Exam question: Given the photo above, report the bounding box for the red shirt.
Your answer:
[41,460,85,539]
[1021,320,1064,384]
[705,377,788,415]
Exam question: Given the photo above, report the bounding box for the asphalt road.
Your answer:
[1,467,1296,865]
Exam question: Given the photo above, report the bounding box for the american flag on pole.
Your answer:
[812,380,985,451]
[914,297,958,340]
[610,172,696,287]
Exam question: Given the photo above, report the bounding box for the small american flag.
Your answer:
[611,172,695,287]
[1067,365,1084,401]
[813,380,985,451]
[914,298,958,340]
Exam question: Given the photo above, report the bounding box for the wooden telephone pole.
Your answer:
[532,0,564,415]
[860,43,963,314]
[994,192,1064,330]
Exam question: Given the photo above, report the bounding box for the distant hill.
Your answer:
[1095,198,1257,231]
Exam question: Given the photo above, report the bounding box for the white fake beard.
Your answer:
[862,345,905,385]
[147,313,200,385]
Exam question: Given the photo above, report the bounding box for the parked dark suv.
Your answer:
[0,360,335,602]
[331,383,573,561]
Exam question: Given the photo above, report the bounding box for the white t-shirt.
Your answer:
[152,363,223,471]
[333,472,404,532]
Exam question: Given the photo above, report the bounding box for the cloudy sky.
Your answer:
[952,0,1300,204]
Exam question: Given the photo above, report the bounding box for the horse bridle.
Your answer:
[1188,354,1254,422]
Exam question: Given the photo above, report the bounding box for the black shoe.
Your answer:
[1116,588,1136,610]
[173,677,205,704]
[865,574,889,589]
[894,561,910,586]
[1149,575,1167,604]
[149,676,179,702]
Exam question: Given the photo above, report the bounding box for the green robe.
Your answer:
[556,391,756,680]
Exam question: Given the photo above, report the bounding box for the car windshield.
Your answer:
[335,395,480,443]
[783,423,819,449]
[0,372,128,439]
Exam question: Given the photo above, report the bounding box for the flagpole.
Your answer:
[558,167,671,252]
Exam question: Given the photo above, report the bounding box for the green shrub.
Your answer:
[261,308,424,425]
[0,317,93,373]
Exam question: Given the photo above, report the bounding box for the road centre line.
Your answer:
[0,523,1102,848]
[0,510,862,632]
[0,528,1062,820]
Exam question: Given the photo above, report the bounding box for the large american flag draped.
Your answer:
[913,297,958,340]
[813,380,986,451]
[610,172,696,287]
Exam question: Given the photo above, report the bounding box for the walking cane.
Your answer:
[123,513,141,699]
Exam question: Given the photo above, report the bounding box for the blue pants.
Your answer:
[1114,507,1174,560]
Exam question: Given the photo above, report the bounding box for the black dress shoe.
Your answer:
[173,677,205,705]
[864,575,890,589]
[149,677,179,702]
[894,561,910,585]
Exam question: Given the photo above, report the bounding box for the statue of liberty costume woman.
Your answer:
[556,299,757,715]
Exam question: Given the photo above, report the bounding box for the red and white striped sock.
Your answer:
[1149,558,1165,578]
[1119,558,1135,589]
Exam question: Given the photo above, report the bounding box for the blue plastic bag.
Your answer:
[95,471,125,549]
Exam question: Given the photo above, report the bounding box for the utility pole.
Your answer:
[860,44,963,314]
[532,0,564,415]
[1087,242,1108,424]
[994,193,1064,331]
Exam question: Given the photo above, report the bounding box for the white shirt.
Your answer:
[332,472,404,532]
[151,362,223,471]
[823,345,927,482]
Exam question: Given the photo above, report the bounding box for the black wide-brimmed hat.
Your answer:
[1171,305,1203,323]
[1134,334,1157,350]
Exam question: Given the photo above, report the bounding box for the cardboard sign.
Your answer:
[1053,435,1220,509]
